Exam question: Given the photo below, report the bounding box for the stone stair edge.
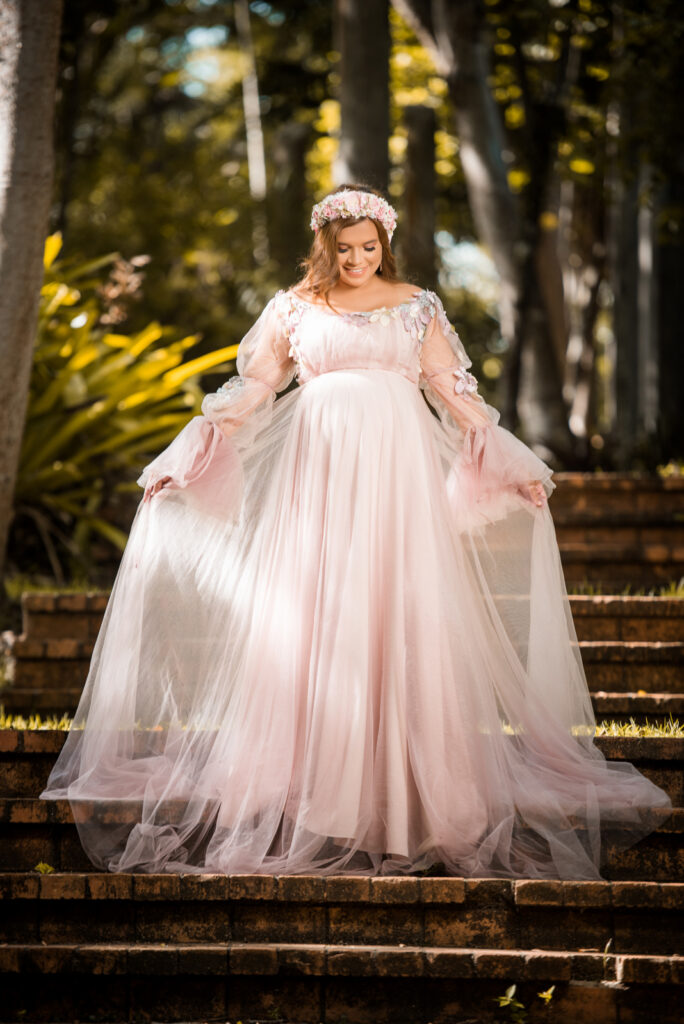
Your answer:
[1,729,682,759]
[6,637,683,660]
[2,870,684,908]
[552,472,684,488]
[1,940,683,986]
[3,797,682,836]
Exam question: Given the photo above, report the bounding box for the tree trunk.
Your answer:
[334,0,390,190]
[402,105,437,289]
[656,163,684,462]
[394,0,574,454]
[234,0,269,265]
[268,120,313,280]
[0,0,64,581]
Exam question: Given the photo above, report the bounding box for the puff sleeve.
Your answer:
[419,293,554,516]
[138,292,294,499]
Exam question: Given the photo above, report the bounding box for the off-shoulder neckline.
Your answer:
[281,288,429,317]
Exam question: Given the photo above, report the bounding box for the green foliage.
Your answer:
[494,983,555,1022]
[11,234,238,583]
[596,716,683,738]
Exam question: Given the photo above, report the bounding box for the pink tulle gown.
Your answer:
[41,288,670,878]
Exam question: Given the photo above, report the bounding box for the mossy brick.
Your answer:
[179,872,231,900]
[418,877,465,903]
[55,594,88,612]
[229,872,276,899]
[127,944,178,975]
[327,902,423,945]
[22,594,56,612]
[0,872,39,899]
[514,879,564,905]
[424,948,475,978]
[135,901,230,944]
[373,947,424,976]
[424,902,517,949]
[561,880,612,906]
[324,874,371,902]
[611,881,662,907]
[277,873,325,901]
[40,872,86,899]
[277,943,326,975]
[231,899,326,943]
[229,942,279,974]
[69,944,127,975]
[87,873,133,899]
[370,876,421,903]
[326,945,377,977]
[132,873,180,899]
[178,944,229,974]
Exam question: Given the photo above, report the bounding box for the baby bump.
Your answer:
[296,368,414,449]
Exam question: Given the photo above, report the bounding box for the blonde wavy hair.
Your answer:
[295,184,399,305]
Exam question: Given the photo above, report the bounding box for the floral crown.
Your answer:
[310,189,397,241]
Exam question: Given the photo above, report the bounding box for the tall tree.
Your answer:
[334,0,390,189]
[0,0,64,580]
[393,0,575,456]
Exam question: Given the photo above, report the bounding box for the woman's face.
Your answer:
[335,219,382,288]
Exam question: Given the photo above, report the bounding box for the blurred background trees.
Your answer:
[1,0,682,585]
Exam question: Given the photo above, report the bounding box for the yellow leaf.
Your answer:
[505,103,525,129]
[569,158,595,175]
[508,168,530,192]
[43,233,62,270]
[162,345,239,387]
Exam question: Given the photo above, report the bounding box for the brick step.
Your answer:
[17,593,684,643]
[3,639,681,717]
[551,472,684,515]
[592,691,684,724]
[1,798,681,881]
[569,596,684,642]
[21,592,108,641]
[582,642,683,691]
[3,871,684,955]
[2,732,682,804]
[556,523,684,546]
[1,939,682,1024]
[559,543,684,587]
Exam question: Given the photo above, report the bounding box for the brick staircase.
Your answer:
[0,728,682,1022]
[551,472,684,588]
[1,472,683,1022]
[3,592,682,724]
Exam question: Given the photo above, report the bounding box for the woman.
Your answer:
[42,184,670,878]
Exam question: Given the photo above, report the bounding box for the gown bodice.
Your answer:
[278,290,435,386]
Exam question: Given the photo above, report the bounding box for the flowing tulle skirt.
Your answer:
[42,368,670,877]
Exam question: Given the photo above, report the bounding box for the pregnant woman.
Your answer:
[42,184,670,878]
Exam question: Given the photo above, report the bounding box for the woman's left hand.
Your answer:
[521,480,547,507]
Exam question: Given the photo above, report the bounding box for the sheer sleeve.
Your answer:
[200,291,295,441]
[419,293,554,516]
[138,292,294,499]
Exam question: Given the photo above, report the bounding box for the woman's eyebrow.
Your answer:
[338,239,378,246]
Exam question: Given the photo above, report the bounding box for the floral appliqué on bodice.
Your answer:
[275,288,476,399]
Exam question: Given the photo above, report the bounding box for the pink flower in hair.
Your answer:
[310,189,398,241]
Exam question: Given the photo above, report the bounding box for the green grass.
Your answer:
[568,579,684,597]
[1,710,682,738]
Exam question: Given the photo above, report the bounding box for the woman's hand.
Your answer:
[520,480,547,508]
[144,476,172,502]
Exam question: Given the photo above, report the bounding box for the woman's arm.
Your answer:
[419,296,552,507]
